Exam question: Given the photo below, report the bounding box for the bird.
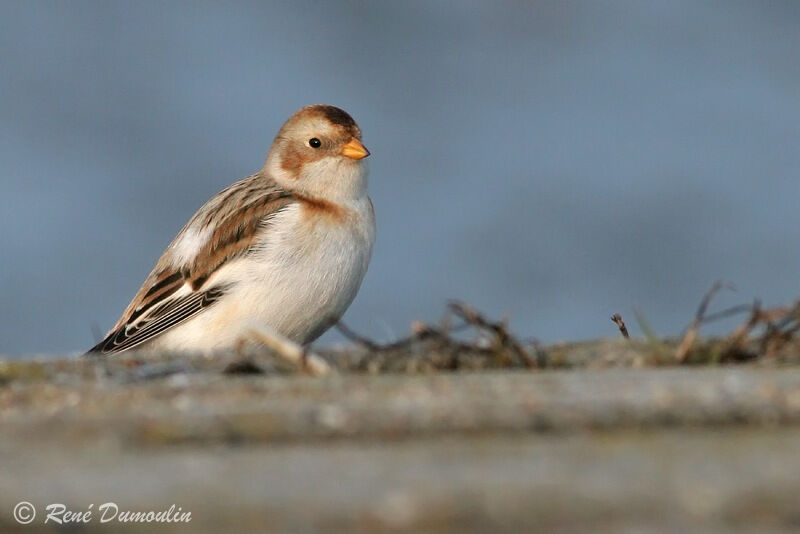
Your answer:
[87,104,375,356]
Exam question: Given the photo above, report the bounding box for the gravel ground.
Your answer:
[1,347,800,533]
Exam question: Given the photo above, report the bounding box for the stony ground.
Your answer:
[2,330,800,532]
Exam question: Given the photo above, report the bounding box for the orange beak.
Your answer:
[341,138,370,160]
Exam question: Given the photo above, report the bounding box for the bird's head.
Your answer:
[265,105,370,201]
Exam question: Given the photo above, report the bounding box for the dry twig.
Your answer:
[333,301,536,371]
[676,281,736,363]
[447,301,536,368]
[611,313,629,339]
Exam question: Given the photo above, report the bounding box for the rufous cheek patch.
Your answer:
[279,146,305,179]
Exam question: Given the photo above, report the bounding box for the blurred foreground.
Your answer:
[2,328,800,532]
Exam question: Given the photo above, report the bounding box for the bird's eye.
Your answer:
[308,137,322,148]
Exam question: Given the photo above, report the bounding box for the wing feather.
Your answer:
[88,285,229,354]
[87,173,296,355]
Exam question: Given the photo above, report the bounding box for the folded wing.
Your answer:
[87,174,295,355]
[87,284,229,354]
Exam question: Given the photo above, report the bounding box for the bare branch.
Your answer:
[676,280,735,363]
[611,313,629,339]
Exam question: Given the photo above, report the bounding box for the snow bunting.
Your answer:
[88,105,374,355]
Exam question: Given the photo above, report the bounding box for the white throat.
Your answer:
[268,156,368,204]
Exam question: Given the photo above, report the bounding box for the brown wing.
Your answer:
[87,173,295,355]
[183,184,295,291]
[87,284,230,354]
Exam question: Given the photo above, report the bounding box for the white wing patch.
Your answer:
[170,226,212,265]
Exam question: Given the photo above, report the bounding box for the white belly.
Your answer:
[151,200,374,352]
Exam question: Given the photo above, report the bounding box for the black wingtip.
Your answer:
[83,340,108,356]
[83,328,119,356]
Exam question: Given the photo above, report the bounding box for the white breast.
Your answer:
[152,197,375,352]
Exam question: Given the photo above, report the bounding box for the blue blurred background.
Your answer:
[1,1,799,356]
